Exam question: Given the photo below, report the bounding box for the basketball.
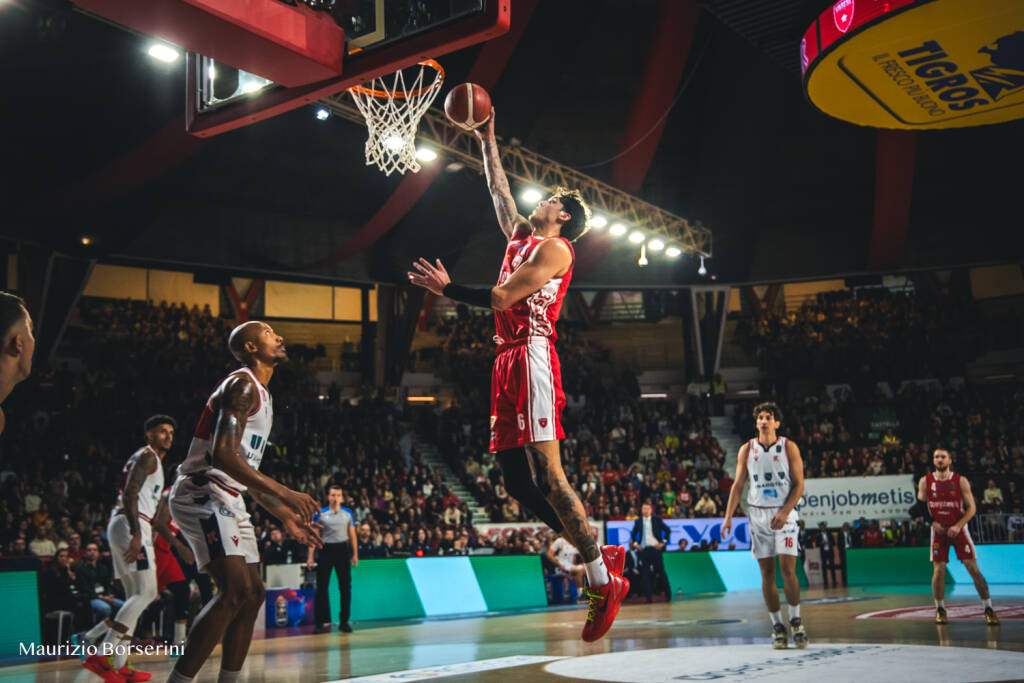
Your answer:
[444,83,492,131]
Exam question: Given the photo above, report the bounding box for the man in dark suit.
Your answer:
[836,521,858,586]
[623,545,643,598]
[630,502,672,602]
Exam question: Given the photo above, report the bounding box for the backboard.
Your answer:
[70,0,509,137]
[186,0,509,137]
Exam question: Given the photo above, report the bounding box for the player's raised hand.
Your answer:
[283,488,319,525]
[285,515,324,549]
[407,258,451,296]
[473,107,495,142]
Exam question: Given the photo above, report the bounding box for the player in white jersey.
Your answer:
[167,321,321,683]
[76,414,176,683]
[723,402,807,650]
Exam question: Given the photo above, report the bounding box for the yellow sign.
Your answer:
[805,0,1024,129]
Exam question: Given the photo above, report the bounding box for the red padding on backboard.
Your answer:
[71,0,344,87]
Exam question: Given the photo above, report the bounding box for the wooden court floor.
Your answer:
[7,586,1024,683]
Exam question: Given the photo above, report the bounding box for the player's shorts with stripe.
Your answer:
[169,473,259,571]
[748,506,799,559]
[489,337,565,452]
[108,514,156,581]
[931,525,976,563]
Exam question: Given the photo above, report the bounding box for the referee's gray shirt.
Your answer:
[317,506,354,544]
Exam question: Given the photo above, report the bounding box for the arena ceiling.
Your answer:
[1,0,1021,289]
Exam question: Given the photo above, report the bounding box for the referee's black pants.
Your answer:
[315,543,352,626]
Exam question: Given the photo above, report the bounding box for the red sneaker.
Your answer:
[581,573,629,642]
[601,545,625,577]
[119,663,152,681]
[83,654,125,682]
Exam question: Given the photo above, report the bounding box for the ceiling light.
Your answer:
[241,80,263,93]
[648,238,664,251]
[315,108,330,121]
[609,223,627,237]
[628,230,645,244]
[638,243,648,267]
[80,235,94,246]
[521,188,543,203]
[148,44,180,63]
[588,215,607,229]
[698,255,708,276]
[384,133,405,151]
[666,247,682,258]
[207,64,216,79]
[415,147,438,162]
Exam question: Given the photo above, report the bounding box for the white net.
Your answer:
[348,60,445,176]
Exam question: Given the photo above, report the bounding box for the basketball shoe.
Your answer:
[789,618,808,648]
[70,632,90,662]
[581,573,629,642]
[935,606,948,624]
[601,545,625,577]
[83,654,125,683]
[118,663,152,682]
[985,607,1000,625]
[771,622,788,649]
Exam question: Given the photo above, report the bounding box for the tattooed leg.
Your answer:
[527,440,600,563]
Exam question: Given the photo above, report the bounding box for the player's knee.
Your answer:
[139,576,159,604]
[220,582,250,612]
[246,579,265,608]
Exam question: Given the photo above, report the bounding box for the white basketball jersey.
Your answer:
[114,445,164,522]
[179,367,273,493]
[746,436,792,507]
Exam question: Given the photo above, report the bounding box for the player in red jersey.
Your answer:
[917,448,999,625]
[152,489,194,648]
[408,109,627,643]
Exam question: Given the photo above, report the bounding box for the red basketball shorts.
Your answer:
[930,525,976,563]
[155,538,186,591]
[490,338,565,452]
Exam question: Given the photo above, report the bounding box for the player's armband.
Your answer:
[443,283,493,309]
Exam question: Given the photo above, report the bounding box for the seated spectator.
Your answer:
[29,529,57,557]
[861,520,884,548]
[75,542,124,625]
[40,548,90,633]
[693,491,717,517]
[262,528,301,565]
[982,479,1003,512]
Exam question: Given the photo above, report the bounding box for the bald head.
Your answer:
[228,321,266,362]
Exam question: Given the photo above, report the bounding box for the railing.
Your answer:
[968,513,1024,544]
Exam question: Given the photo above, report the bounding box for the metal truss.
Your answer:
[322,95,712,257]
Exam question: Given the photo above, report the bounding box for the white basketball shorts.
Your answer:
[748,506,799,559]
[169,473,259,571]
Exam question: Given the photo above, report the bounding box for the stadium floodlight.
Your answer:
[628,230,645,244]
[384,133,405,151]
[521,188,543,203]
[588,215,608,229]
[315,108,330,120]
[698,255,707,276]
[648,238,665,251]
[665,246,682,258]
[415,147,438,161]
[609,223,627,237]
[148,44,180,63]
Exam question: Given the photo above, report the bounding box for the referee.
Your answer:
[307,484,358,633]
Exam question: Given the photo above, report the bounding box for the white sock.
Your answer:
[112,635,130,670]
[174,621,187,644]
[935,599,945,608]
[101,628,124,650]
[788,604,800,620]
[218,669,242,683]
[168,669,194,683]
[982,598,993,609]
[85,620,109,641]
[584,556,610,588]
[769,610,783,626]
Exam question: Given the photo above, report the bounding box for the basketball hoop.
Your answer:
[348,59,445,176]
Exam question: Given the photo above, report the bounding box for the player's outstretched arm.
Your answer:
[722,444,749,535]
[474,108,529,240]
[211,375,319,524]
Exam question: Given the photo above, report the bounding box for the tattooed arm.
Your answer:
[474,109,530,240]
[211,374,319,524]
[120,448,158,562]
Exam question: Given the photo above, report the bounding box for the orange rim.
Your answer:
[348,59,445,99]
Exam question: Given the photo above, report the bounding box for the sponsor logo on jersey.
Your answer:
[765,472,773,481]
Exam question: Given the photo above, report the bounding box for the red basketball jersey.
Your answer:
[494,234,574,343]
[925,472,964,526]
